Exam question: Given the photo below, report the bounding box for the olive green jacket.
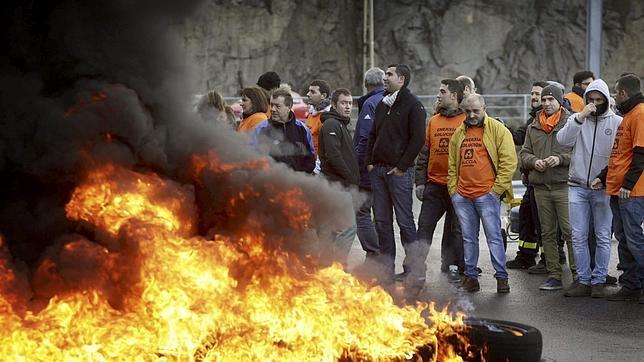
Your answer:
[520,109,572,187]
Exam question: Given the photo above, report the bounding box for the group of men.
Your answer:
[247,67,643,303]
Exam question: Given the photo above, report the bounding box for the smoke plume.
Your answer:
[0,0,355,309]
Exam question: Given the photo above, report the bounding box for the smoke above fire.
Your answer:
[0,0,354,264]
[0,1,475,360]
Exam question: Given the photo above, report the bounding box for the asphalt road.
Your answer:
[346,196,644,362]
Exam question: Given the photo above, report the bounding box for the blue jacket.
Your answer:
[353,87,384,189]
[250,112,316,173]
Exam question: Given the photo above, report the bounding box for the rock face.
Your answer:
[183,0,361,96]
[183,0,643,96]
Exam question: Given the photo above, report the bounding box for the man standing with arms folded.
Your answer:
[366,64,426,287]
[448,94,517,293]
[520,85,575,291]
[597,74,644,302]
[414,79,466,276]
[557,79,621,298]
[353,68,385,260]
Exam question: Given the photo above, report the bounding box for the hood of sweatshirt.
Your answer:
[584,79,615,119]
[320,107,351,126]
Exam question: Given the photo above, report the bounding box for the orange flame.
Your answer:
[0,162,473,360]
[65,164,196,237]
[191,151,270,179]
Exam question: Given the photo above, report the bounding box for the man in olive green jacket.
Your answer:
[520,85,575,292]
[447,95,517,293]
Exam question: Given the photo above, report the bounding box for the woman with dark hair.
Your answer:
[238,87,269,133]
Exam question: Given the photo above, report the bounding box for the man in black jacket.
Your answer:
[250,88,316,173]
[366,64,427,286]
[319,88,359,186]
[319,88,360,263]
[506,81,547,270]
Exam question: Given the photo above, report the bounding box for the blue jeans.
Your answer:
[370,165,417,276]
[451,191,508,280]
[355,190,379,255]
[412,182,463,277]
[611,196,644,290]
[568,186,612,285]
[333,225,357,264]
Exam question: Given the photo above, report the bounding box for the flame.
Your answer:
[191,151,270,178]
[65,164,196,237]
[0,162,473,360]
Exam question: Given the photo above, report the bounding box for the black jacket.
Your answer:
[319,108,359,186]
[512,105,541,146]
[250,112,316,173]
[366,86,427,171]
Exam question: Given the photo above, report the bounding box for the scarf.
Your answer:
[382,90,399,107]
[616,93,644,115]
[309,98,331,116]
[538,109,562,134]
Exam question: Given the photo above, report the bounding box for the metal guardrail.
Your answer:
[224,94,533,126]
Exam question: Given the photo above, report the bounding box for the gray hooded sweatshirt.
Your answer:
[556,79,622,188]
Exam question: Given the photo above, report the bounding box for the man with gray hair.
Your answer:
[456,75,477,98]
[353,67,385,260]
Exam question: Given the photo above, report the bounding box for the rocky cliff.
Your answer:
[183,0,643,96]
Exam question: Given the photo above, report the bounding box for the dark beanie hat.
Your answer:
[257,71,281,91]
[541,84,564,106]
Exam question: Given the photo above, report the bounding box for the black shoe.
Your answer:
[528,259,547,274]
[506,255,536,269]
[607,287,642,301]
[394,271,408,282]
[605,275,618,285]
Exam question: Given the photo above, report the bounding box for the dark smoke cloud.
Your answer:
[0,0,356,308]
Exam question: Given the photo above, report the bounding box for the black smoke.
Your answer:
[0,0,355,309]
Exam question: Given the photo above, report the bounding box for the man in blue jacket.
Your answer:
[353,67,385,260]
[250,88,316,174]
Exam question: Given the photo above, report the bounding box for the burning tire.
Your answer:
[465,318,542,362]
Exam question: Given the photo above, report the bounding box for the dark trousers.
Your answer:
[411,182,463,276]
[611,196,644,290]
[370,165,418,276]
[355,189,379,255]
[517,185,540,257]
